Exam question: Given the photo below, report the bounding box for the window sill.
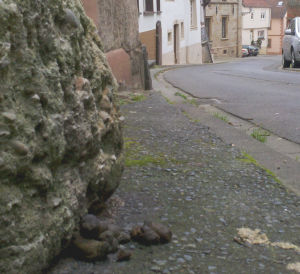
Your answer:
[157,11,162,15]
[221,38,229,40]
[143,11,155,15]
[190,26,198,30]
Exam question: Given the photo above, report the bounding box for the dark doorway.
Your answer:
[173,24,180,64]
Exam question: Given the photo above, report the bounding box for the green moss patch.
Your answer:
[239,152,282,185]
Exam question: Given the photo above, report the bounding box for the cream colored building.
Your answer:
[242,0,271,54]
[205,0,242,58]
[138,0,204,65]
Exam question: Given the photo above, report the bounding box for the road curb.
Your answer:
[152,67,300,196]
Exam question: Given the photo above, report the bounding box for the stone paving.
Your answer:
[49,91,300,274]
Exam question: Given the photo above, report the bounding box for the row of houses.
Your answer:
[138,0,299,65]
[80,0,300,88]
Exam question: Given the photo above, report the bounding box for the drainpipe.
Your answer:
[236,1,240,57]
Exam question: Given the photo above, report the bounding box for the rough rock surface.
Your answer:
[0,0,123,273]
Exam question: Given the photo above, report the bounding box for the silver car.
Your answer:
[282,17,300,68]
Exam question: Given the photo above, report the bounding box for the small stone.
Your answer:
[208,266,216,271]
[150,266,161,272]
[144,221,172,243]
[0,130,10,137]
[184,255,192,261]
[119,116,125,122]
[72,235,109,261]
[64,8,81,28]
[10,141,29,156]
[100,95,112,112]
[186,244,196,248]
[117,232,131,244]
[50,197,62,208]
[190,228,196,234]
[31,94,40,102]
[131,225,160,245]
[107,224,122,238]
[80,214,108,239]
[117,249,132,262]
[168,256,175,261]
[219,217,226,226]
[2,112,16,122]
[99,230,114,242]
[176,258,185,264]
[153,259,167,266]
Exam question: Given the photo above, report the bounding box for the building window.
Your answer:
[137,0,139,12]
[222,16,228,38]
[268,39,271,48]
[145,0,153,12]
[250,11,254,20]
[205,17,211,41]
[157,0,160,12]
[190,0,197,28]
[168,31,172,43]
[261,11,265,19]
[181,22,184,39]
[258,30,265,39]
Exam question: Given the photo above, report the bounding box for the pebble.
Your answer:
[190,228,196,234]
[184,255,192,261]
[10,140,29,155]
[2,111,16,122]
[176,258,185,264]
[150,266,161,272]
[153,260,167,266]
[168,256,175,261]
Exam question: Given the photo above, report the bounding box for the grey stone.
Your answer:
[64,8,81,29]
[184,255,192,261]
[2,112,16,122]
[0,1,123,273]
[10,140,29,155]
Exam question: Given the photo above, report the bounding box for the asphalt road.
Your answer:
[165,56,300,144]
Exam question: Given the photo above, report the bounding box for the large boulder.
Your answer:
[0,0,123,273]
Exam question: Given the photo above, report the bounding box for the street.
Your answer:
[165,56,300,145]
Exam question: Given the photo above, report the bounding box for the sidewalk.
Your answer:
[50,76,300,273]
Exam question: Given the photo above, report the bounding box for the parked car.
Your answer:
[242,45,259,56]
[282,17,300,68]
[242,47,249,57]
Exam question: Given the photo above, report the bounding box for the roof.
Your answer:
[267,0,287,18]
[242,0,272,8]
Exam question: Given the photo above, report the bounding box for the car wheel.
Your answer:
[282,52,290,68]
[291,49,300,68]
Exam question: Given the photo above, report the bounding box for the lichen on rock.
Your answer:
[0,0,123,272]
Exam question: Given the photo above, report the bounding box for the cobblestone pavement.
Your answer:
[49,91,300,274]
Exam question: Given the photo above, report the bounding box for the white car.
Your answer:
[282,17,300,68]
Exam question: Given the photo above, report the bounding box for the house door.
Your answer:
[156,21,162,65]
[173,24,180,64]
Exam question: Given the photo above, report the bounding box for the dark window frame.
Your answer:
[222,16,228,38]
[157,0,161,12]
[145,0,154,12]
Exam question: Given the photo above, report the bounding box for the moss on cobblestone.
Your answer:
[239,152,283,185]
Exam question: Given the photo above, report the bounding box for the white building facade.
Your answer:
[242,0,271,54]
[138,0,203,65]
